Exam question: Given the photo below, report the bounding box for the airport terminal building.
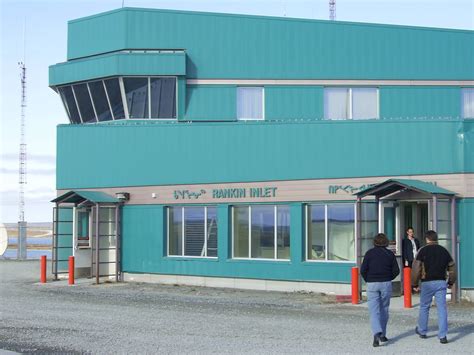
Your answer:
[49,8,474,300]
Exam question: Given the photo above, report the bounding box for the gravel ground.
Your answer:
[0,260,472,354]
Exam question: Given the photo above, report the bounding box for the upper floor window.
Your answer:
[461,88,474,119]
[57,76,177,124]
[168,206,218,258]
[324,87,378,120]
[237,87,264,120]
[232,205,290,260]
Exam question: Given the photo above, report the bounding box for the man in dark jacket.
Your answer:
[361,233,400,347]
[402,227,421,268]
[412,230,457,344]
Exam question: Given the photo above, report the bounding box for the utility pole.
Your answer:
[329,0,336,21]
[17,22,27,260]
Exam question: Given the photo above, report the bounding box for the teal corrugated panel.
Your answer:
[380,87,461,119]
[185,85,236,121]
[57,120,465,190]
[122,204,352,282]
[68,9,128,59]
[49,52,186,86]
[65,8,474,80]
[458,199,474,288]
[265,86,323,120]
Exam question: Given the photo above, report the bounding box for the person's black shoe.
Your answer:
[440,337,448,344]
[379,335,388,342]
[415,327,427,339]
[372,334,380,348]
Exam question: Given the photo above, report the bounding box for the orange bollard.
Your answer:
[40,255,47,283]
[351,266,359,304]
[403,267,412,308]
[68,256,75,285]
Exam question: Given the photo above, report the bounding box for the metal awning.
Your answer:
[51,190,120,204]
[354,178,455,199]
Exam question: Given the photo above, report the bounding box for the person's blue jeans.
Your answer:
[367,281,392,336]
[418,280,448,339]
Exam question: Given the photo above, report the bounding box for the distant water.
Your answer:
[2,248,52,259]
[9,237,52,245]
[3,236,52,259]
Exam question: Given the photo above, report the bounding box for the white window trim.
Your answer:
[232,205,290,261]
[461,87,474,119]
[305,203,356,263]
[325,87,379,120]
[167,206,218,259]
[236,86,265,121]
[121,75,179,120]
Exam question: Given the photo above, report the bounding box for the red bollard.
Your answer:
[40,255,47,283]
[68,256,75,285]
[351,266,359,304]
[403,267,412,308]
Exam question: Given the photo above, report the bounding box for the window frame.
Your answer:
[236,86,265,121]
[56,75,179,124]
[166,205,218,259]
[122,75,178,120]
[461,87,474,119]
[324,87,379,120]
[231,205,290,261]
[305,203,356,263]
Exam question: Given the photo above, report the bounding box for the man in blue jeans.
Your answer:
[412,230,457,344]
[361,233,400,347]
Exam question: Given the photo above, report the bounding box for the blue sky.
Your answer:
[0,0,473,223]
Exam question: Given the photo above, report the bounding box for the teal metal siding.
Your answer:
[265,86,324,120]
[458,199,474,288]
[121,204,353,283]
[380,87,461,119]
[49,52,186,86]
[185,85,236,121]
[67,9,128,59]
[66,8,474,80]
[56,120,467,190]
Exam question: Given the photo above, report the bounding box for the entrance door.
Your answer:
[399,201,429,248]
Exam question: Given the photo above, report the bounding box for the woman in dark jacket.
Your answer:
[361,233,400,347]
[402,227,421,267]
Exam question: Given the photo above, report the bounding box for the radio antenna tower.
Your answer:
[17,21,27,260]
[329,0,336,21]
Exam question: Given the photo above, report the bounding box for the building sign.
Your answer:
[328,184,375,194]
[174,187,278,200]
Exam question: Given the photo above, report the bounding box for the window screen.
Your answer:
[324,88,349,120]
[88,81,113,121]
[58,86,81,124]
[151,77,177,118]
[72,83,96,123]
[462,88,474,118]
[124,78,149,119]
[352,88,378,119]
[237,87,264,119]
[104,79,125,119]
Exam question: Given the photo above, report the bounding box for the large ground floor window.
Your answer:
[306,203,355,261]
[168,206,218,257]
[232,205,290,260]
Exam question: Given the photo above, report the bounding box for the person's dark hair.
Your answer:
[373,233,389,247]
[406,226,414,232]
[425,230,438,242]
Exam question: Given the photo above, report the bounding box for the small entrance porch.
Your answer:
[51,191,122,284]
[355,179,458,301]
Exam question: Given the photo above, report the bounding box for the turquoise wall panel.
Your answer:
[121,204,353,283]
[57,120,466,190]
[49,52,186,86]
[56,207,73,272]
[67,10,128,59]
[265,86,324,120]
[66,8,474,80]
[380,87,461,119]
[458,199,474,288]
[121,205,163,271]
[185,85,236,121]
